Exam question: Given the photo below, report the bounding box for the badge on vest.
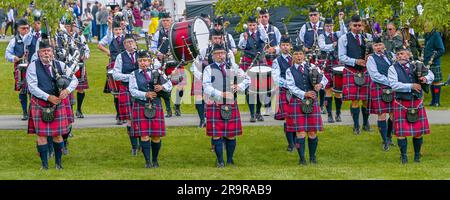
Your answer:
[301,98,314,114]
[354,72,366,86]
[406,108,419,123]
[144,102,156,119]
[220,105,233,120]
[382,88,393,103]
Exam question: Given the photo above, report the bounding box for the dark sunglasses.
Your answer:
[353,24,362,27]
[309,13,318,16]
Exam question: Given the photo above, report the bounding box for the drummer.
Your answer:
[259,8,281,116]
[317,15,347,123]
[238,16,268,122]
[212,16,237,55]
[151,12,185,118]
[338,15,372,135]
[272,35,295,152]
[367,37,395,151]
[203,43,250,167]
[98,20,126,125]
[113,34,140,156]
[5,18,32,121]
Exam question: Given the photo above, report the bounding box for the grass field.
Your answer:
[0,125,449,180]
[0,42,449,115]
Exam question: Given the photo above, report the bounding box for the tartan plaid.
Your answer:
[165,65,187,86]
[368,82,394,114]
[118,84,132,120]
[286,97,323,133]
[429,64,442,83]
[13,63,28,93]
[76,71,89,90]
[393,99,430,137]
[28,96,71,137]
[323,60,340,89]
[131,101,166,137]
[205,102,242,137]
[239,56,267,72]
[342,67,371,101]
[274,88,289,120]
[190,75,203,96]
[66,93,74,123]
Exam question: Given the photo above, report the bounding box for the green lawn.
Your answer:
[1,42,448,114]
[0,125,449,180]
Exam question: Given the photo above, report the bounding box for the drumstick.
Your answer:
[181,36,195,61]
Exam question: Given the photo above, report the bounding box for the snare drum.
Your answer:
[332,66,345,93]
[247,65,273,95]
[169,17,210,63]
[107,68,121,95]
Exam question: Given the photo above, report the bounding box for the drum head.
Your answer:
[248,66,272,74]
[192,17,210,52]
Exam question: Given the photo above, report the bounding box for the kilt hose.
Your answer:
[132,101,166,137]
[393,99,430,138]
[206,102,242,137]
[429,64,442,83]
[13,62,28,93]
[342,67,371,101]
[118,84,132,121]
[28,96,71,137]
[274,87,289,120]
[239,56,267,72]
[368,82,394,114]
[286,97,323,133]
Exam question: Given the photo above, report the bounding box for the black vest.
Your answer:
[290,64,313,94]
[345,33,366,69]
[109,35,125,62]
[158,29,170,54]
[35,60,64,97]
[13,35,25,58]
[304,22,324,48]
[321,32,338,60]
[243,31,264,59]
[372,53,391,77]
[209,63,232,93]
[393,62,421,100]
[133,69,162,105]
[276,55,291,80]
[265,24,278,47]
[120,51,139,86]
[27,32,39,63]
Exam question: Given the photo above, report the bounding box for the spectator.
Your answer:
[0,8,6,38]
[133,4,143,35]
[5,6,15,36]
[142,0,152,11]
[97,5,109,39]
[82,8,93,42]
[91,1,99,39]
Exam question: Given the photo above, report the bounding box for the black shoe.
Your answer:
[321,107,327,114]
[55,164,63,170]
[414,154,421,163]
[256,113,264,121]
[131,149,138,156]
[62,147,69,155]
[216,162,225,168]
[174,105,181,116]
[362,124,371,132]
[287,145,294,152]
[116,118,122,125]
[335,114,342,122]
[250,117,256,123]
[165,110,172,118]
[310,157,317,164]
[383,142,390,151]
[76,110,84,118]
[152,161,159,168]
[299,159,307,165]
[21,112,28,121]
[145,162,152,168]
[353,127,361,135]
[401,155,408,164]
[327,115,335,123]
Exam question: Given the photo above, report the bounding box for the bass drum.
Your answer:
[169,17,210,63]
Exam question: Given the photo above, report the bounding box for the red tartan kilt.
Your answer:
[239,56,267,72]
[66,93,74,123]
[393,99,430,137]
[13,63,28,92]
[190,76,203,96]
[28,96,71,136]
[368,82,394,114]
[286,97,323,133]
[206,102,242,137]
[132,101,166,137]
[324,70,333,89]
[76,70,89,90]
[274,88,289,120]
[118,84,132,120]
[342,67,370,101]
